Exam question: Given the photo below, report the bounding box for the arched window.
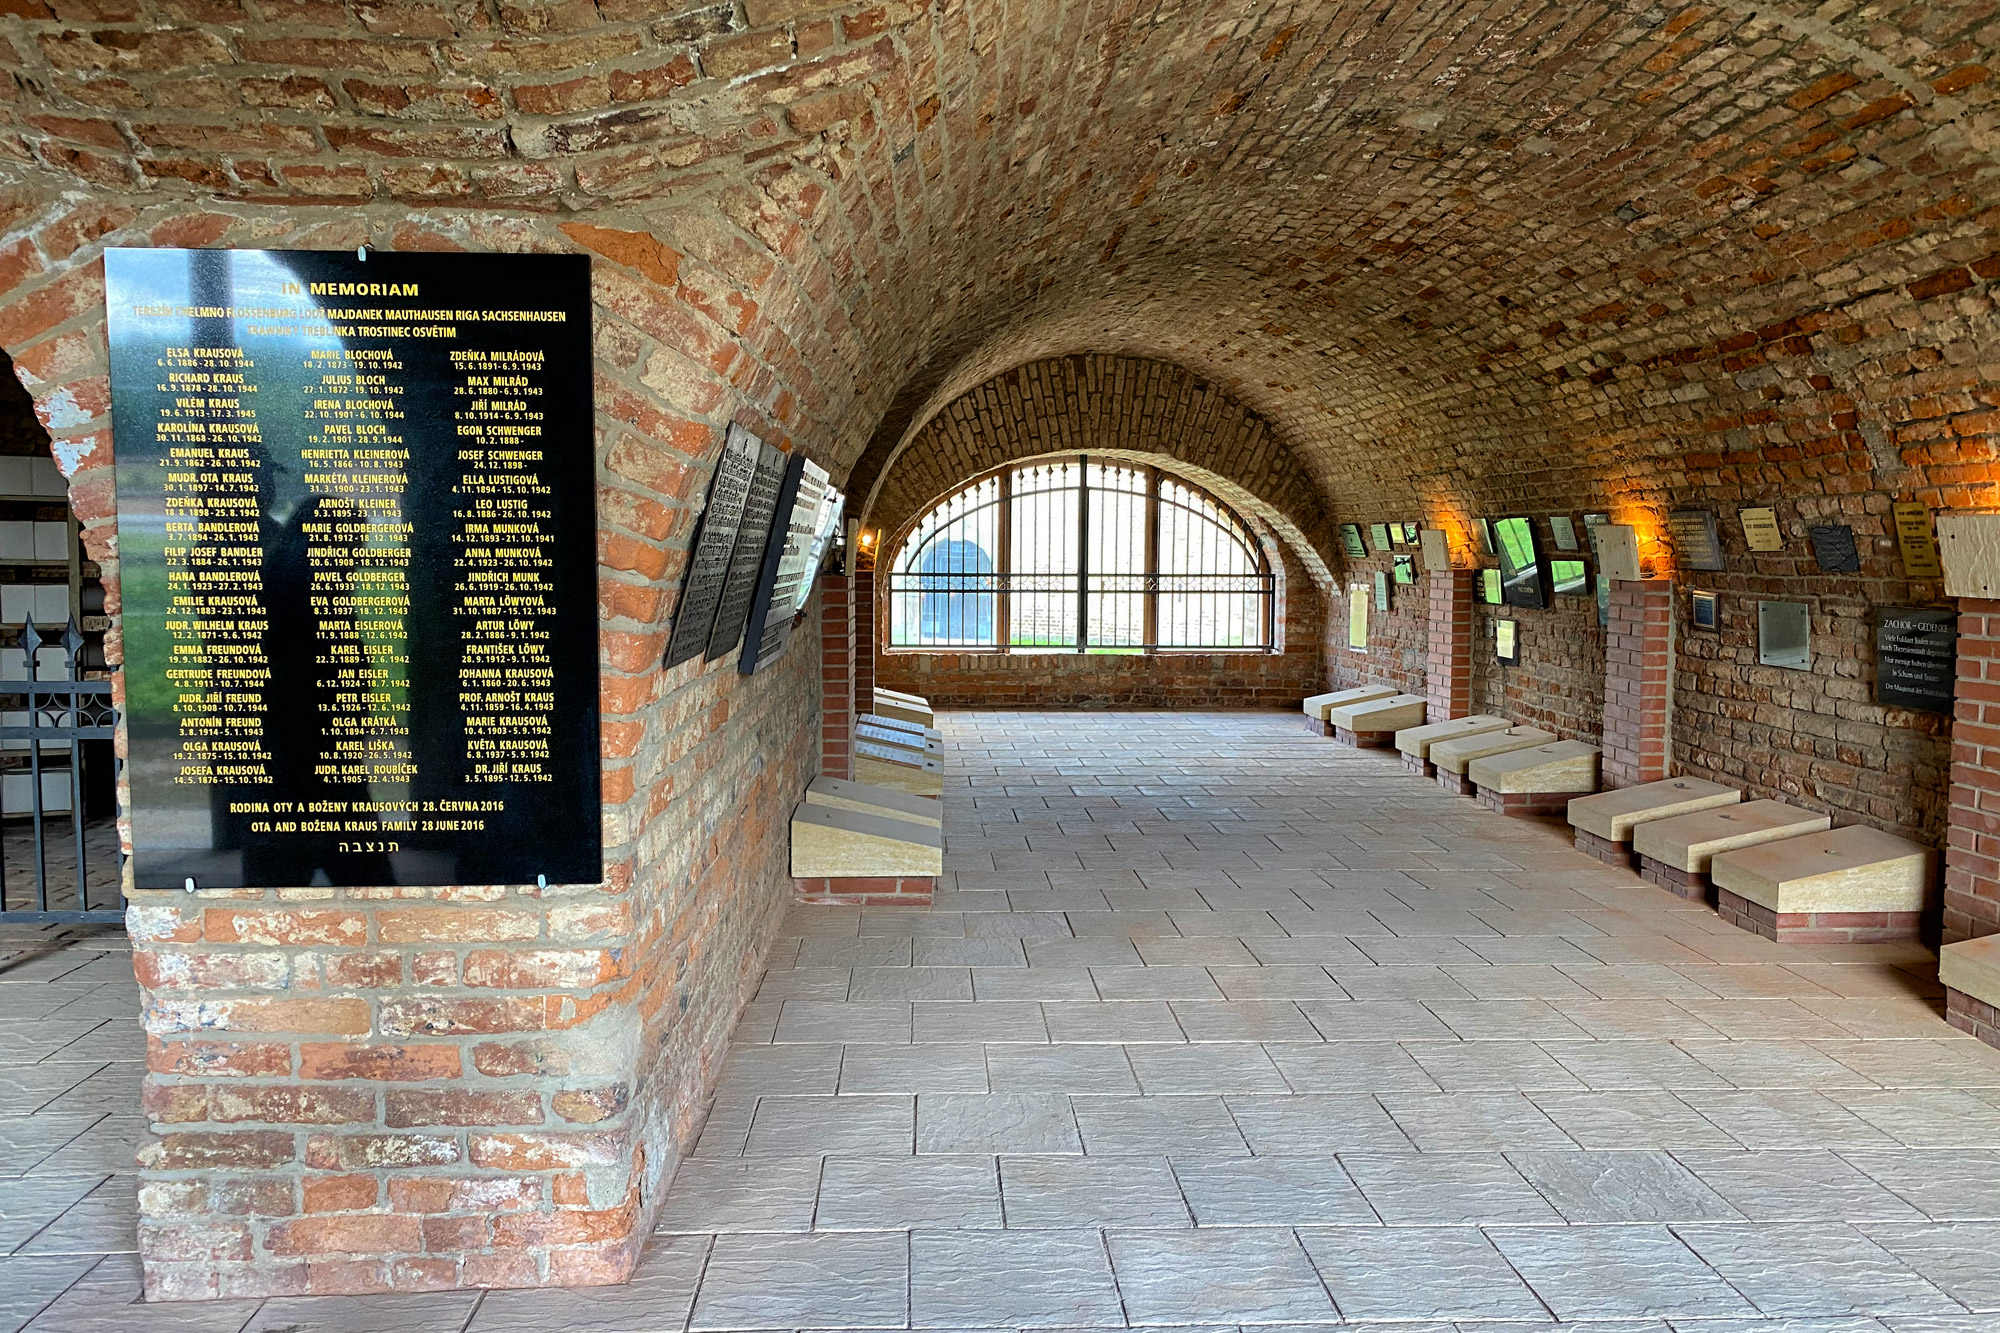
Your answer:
[889,458,1274,652]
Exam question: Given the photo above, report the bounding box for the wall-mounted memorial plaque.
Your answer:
[106,247,600,889]
[1875,607,1955,712]
[1339,523,1367,558]
[1758,600,1811,670]
[1690,589,1719,631]
[1549,515,1579,551]
[1480,567,1502,604]
[1387,523,1405,548]
[1668,508,1726,571]
[1347,583,1368,648]
[1369,522,1391,553]
[1418,527,1449,569]
[665,424,760,669]
[1496,618,1518,664]
[1551,558,1588,595]
[1392,553,1415,585]
[705,439,787,660]
[1401,521,1419,545]
[1373,570,1390,611]
[1474,517,1495,555]
[1808,523,1861,573]
[742,455,829,674]
[1893,501,1942,578]
[1739,506,1783,552]
[792,486,845,615]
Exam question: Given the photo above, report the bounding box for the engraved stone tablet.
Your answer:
[665,423,760,669]
[106,247,600,889]
[742,455,828,673]
[1668,508,1725,571]
[1808,524,1860,573]
[706,440,787,660]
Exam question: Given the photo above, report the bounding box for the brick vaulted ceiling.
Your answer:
[1,0,1996,528]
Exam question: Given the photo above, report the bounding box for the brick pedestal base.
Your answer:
[794,876,935,907]
[1436,770,1474,796]
[1638,855,1710,902]
[1334,726,1394,749]
[1475,787,1589,817]
[1947,988,2000,1051]
[1400,752,1432,778]
[1574,828,1636,869]
[1717,890,1923,945]
[1304,717,1333,737]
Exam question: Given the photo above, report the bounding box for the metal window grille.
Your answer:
[0,621,121,923]
[888,458,1274,653]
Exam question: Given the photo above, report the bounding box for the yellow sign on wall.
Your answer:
[1739,506,1783,552]
[1894,501,1942,578]
[1348,584,1369,649]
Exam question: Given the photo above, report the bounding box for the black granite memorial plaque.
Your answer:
[1875,607,1956,713]
[1667,508,1726,571]
[106,247,600,889]
[1808,524,1861,573]
[739,453,820,674]
[705,439,786,660]
[665,424,760,669]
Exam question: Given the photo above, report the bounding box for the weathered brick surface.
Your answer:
[1948,600,2000,943]
[1424,570,1476,724]
[1717,890,1924,945]
[1948,988,2000,1052]
[1574,827,1636,870]
[1638,856,1712,904]
[819,572,853,779]
[792,874,933,906]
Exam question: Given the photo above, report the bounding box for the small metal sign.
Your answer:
[1339,523,1367,559]
[1875,606,1956,713]
[1893,502,1942,578]
[1739,506,1783,553]
[1369,523,1391,553]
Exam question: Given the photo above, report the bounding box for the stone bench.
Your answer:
[792,800,942,907]
[855,739,943,797]
[859,713,943,743]
[1710,824,1934,944]
[1394,714,1509,778]
[1631,799,1830,902]
[805,776,942,828]
[1301,684,1397,736]
[1567,776,1740,869]
[1325,693,1428,748]
[872,689,934,727]
[1429,726,1554,796]
[856,722,942,757]
[1466,740,1600,816]
[1942,935,2000,1052]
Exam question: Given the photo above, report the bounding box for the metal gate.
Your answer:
[0,620,120,923]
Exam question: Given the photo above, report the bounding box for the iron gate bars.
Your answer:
[0,620,120,924]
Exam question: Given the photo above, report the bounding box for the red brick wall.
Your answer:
[1424,569,1476,722]
[1602,580,1674,788]
[1947,598,2000,944]
[819,573,853,777]
[853,543,877,717]
[1324,553,1432,697]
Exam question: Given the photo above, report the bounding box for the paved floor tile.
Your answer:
[689,1231,908,1329]
[1489,1225,1757,1320]
[1677,1222,1962,1316]
[1297,1225,1547,1320]
[817,1157,1002,1229]
[1105,1227,1336,1322]
[655,1158,821,1232]
[912,1229,1123,1327]
[998,1154,1190,1228]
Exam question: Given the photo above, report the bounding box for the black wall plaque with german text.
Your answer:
[705,439,786,661]
[1875,607,1956,713]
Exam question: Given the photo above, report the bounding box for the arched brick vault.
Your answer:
[865,353,1338,591]
[0,0,1995,1300]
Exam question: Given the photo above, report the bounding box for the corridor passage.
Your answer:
[7,709,2000,1331]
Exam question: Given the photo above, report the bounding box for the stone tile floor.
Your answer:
[6,709,2000,1330]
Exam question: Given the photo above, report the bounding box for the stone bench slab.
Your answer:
[805,776,942,828]
[1303,684,1397,721]
[872,698,934,726]
[791,801,943,878]
[1568,776,1740,843]
[875,687,929,707]
[1631,799,1830,874]
[1710,824,1933,914]
[1943,935,2000,1051]
[1326,693,1428,735]
[1429,726,1554,776]
[1395,714,1510,760]
[855,741,944,796]
[1466,740,1599,795]
[856,723,942,756]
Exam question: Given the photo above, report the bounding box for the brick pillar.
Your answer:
[1601,578,1674,789]
[1945,599,2000,944]
[853,542,877,718]
[1424,569,1476,723]
[820,572,853,779]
